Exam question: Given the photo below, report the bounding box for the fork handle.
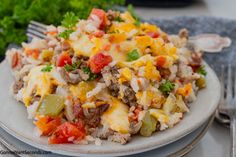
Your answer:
[230,114,236,157]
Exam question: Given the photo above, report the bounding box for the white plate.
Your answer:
[0,115,215,157]
[0,60,220,157]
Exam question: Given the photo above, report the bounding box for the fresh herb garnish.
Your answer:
[127,4,139,20]
[114,16,124,22]
[0,0,125,56]
[134,20,141,26]
[64,60,81,71]
[82,67,91,73]
[196,66,207,76]
[82,67,97,81]
[127,49,140,61]
[64,64,74,71]
[59,29,74,39]
[127,4,141,27]
[41,64,52,72]
[88,73,97,81]
[61,12,78,28]
[159,80,175,94]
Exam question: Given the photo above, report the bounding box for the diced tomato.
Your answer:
[116,44,121,52]
[46,31,58,36]
[11,52,20,69]
[89,52,112,73]
[48,122,86,144]
[103,43,111,51]
[88,34,94,40]
[89,8,107,30]
[34,116,61,136]
[57,52,72,67]
[88,31,105,40]
[93,30,104,38]
[189,64,201,72]
[156,56,166,68]
[146,31,159,38]
[25,49,40,59]
[129,107,142,121]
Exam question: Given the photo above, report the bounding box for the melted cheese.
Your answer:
[135,36,153,53]
[22,66,51,106]
[101,97,130,133]
[22,66,66,106]
[69,81,95,103]
[144,61,161,81]
[71,35,95,56]
[109,22,137,35]
[140,23,159,33]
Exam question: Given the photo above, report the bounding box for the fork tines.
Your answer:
[27,21,47,39]
[219,64,236,113]
[220,64,236,157]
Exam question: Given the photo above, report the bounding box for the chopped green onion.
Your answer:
[114,16,124,22]
[64,60,81,71]
[82,67,97,81]
[134,20,141,26]
[196,66,207,76]
[88,73,97,81]
[41,64,52,72]
[159,80,175,94]
[64,64,74,71]
[127,49,140,61]
[82,67,91,74]
[127,4,141,27]
[127,4,139,20]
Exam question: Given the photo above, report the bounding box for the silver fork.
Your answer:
[26,21,47,39]
[219,64,236,157]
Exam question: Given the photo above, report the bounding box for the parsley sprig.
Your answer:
[61,12,78,28]
[114,16,124,22]
[82,67,97,81]
[127,49,140,61]
[159,80,175,94]
[41,64,53,72]
[59,12,78,39]
[64,60,81,71]
[59,29,74,39]
[0,0,125,56]
[127,4,141,26]
[196,66,207,76]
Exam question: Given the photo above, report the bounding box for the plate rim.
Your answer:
[0,59,221,156]
[0,113,216,157]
